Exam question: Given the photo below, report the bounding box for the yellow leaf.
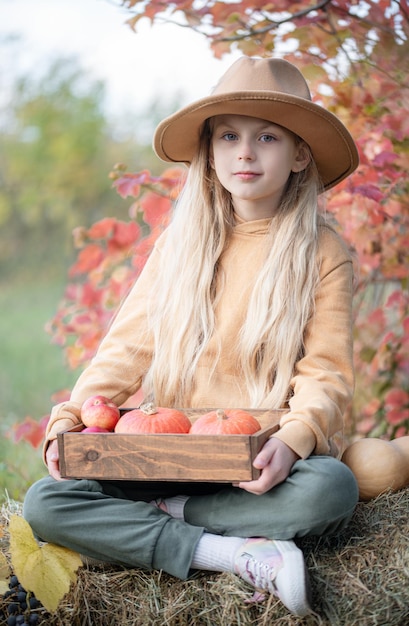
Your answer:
[9,515,82,613]
[0,551,10,594]
[0,551,10,576]
[0,580,8,594]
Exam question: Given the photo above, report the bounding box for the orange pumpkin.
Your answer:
[341,436,409,501]
[114,403,191,434]
[190,409,261,435]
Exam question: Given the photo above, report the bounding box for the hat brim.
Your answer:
[153,92,359,191]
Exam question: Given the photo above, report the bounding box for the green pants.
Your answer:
[23,456,358,580]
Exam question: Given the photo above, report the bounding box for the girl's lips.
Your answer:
[234,171,261,180]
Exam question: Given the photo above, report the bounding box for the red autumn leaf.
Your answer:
[10,416,50,448]
[373,150,398,168]
[63,283,79,302]
[132,255,148,275]
[112,170,151,198]
[131,228,162,274]
[385,388,409,408]
[67,312,95,332]
[80,283,103,308]
[69,244,105,276]
[140,192,172,229]
[87,218,117,240]
[384,388,409,425]
[354,184,384,202]
[112,174,141,199]
[108,221,141,251]
[386,290,406,309]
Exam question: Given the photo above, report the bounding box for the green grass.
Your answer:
[0,276,79,501]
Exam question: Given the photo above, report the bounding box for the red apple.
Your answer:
[81,395,120,431]
[81,426,111,433]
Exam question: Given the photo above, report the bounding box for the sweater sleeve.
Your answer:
[273,227,355,458]
[44,232,167,452]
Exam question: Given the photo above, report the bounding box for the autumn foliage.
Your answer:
[7,515,82,612]
[15,1,409,443]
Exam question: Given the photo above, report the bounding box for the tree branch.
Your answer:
[215,0,333,43]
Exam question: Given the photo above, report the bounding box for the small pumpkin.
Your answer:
[341,436,409,501]
[114,403,191,434]
[190,409,261,435]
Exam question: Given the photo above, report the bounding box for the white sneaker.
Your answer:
[234,538,312,617]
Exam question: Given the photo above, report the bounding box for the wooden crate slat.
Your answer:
[58,409,284,482]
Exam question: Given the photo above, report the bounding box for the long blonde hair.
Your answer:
[143,121,324,408]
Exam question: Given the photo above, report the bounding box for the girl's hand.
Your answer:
[46,439,64,481]
[236,438,299,495]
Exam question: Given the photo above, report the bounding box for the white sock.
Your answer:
[162,495,189,519]
[191,533,245,572]
[150,495,189,520]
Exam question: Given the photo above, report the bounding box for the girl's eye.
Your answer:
[260,134,276,143]
[221,132,237,141]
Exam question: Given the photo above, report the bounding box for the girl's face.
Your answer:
[210,114,310,221]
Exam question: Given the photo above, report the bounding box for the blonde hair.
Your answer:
[143,121,324,408]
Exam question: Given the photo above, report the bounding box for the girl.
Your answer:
[24,57,360,618]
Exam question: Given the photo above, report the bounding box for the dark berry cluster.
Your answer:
[1,574,41,626]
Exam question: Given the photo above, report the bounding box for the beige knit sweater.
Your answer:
[45,217,354,461]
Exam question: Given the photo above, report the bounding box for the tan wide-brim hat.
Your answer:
[153,56,359,191]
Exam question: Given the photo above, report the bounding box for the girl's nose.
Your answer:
[238,141,255,161]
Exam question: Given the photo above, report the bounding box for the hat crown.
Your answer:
[212,57,312,101]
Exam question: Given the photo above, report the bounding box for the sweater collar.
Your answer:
[233,212,272,235]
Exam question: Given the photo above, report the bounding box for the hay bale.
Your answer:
[1,488,409,625]
[301,488,409,625]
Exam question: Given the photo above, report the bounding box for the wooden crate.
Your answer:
[57,409,285,482]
